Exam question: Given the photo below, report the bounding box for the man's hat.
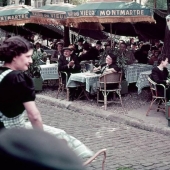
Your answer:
[0,128,85,170]
[62,47,73,52]
[151,46,158,51]
[56,42,64,46]
[78,38,84,42]
[96,40,102,45]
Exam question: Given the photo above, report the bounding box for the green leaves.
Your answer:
[69,0,88,5]
[26,52,42,78]
[145,0,167,9]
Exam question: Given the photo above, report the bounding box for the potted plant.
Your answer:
[25,52,44,91]
[114,49,129,95]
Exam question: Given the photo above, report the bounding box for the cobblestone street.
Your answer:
[37,101,170,170]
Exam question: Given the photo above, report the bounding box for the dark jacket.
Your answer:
[150,67,169,98]
[134,49,148,64]
[78,47,100,62]
[58,55,81,77]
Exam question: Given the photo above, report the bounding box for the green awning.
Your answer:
[29,3,75,25]
[0,5,33,26]
[66,1,155,24]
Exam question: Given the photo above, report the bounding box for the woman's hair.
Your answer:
[0,36,33,63]
[108,53,117,64]
[157,54,168,65]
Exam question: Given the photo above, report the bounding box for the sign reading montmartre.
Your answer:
[67,9,151,17]
[0,14,29,21]
[30,12,66,19]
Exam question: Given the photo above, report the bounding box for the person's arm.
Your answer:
[24,101,43,130]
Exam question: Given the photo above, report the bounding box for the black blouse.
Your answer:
[0,67,35,118]
[150,67,169,86]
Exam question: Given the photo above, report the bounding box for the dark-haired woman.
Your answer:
[93,53,121,100]
[93,53,120,74]
[150,55,170,100]
[0,36,43,130]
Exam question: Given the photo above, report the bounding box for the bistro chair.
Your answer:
[97,72,124,110]
[56,71,69,100]
[146,76,167,116]
[83,149,106,170]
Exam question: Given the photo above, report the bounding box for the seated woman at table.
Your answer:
[50,42,63,63]
[93,53,121,74]
[93,53,121,100]
[150,55,170,100]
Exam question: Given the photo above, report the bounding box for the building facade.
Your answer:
[8,0,64,7]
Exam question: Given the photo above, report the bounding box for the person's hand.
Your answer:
[110,68,117,73]
[69,60,74,67]
[166,79,170,85]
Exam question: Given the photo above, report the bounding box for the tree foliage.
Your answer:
[145,0,167,9]
[69,0,88,5]
[0,0,7,6]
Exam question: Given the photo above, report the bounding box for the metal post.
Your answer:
[154,0,157,9]
[168,0,170,14]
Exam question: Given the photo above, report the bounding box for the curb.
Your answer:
[36,94,170,136]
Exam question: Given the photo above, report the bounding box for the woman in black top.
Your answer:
[150,55,170,100]
[93,53,120,74]
[0,36,43,130]
[93,53,121,100]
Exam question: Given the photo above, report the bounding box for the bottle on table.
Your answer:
[46,58,50,65]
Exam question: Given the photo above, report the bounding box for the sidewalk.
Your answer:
[36,94,170,136]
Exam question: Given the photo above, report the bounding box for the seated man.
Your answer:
[58,47,81,77]
[148,50,160,65]
[118,42,136,65]
[58,47,81,100]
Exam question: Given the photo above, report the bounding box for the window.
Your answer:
[34,0,42,7]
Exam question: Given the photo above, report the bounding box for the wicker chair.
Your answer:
[146,76,167,116]
[97,72,124,110]
[56,71,69,100]
[83,149,106,170]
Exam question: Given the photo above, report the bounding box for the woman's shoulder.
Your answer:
[6,71,33,85]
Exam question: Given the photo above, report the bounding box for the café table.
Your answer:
[136,64,170,94]
[136,70,151,94]
[66,72,100,100]
[125,63,153,85]
[39,63,59,81]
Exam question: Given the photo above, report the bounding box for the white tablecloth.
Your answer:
[125,64,153,84]
[66,72,100,93]
[40,64,59,81]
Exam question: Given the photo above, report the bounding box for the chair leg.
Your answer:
[117,90,127,114]
[157,99,162,112]
[66,88,70,101]
[56,83,62,99]
[146,98,157,116]
[104,92,107,110]
[97,90,99,105]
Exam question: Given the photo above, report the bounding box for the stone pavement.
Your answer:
[36,94,170,136]
[36,101,170,170]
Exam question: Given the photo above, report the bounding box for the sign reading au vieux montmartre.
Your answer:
[30,12,66,19]
[67,9,151,17]
[0,14,29,21]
